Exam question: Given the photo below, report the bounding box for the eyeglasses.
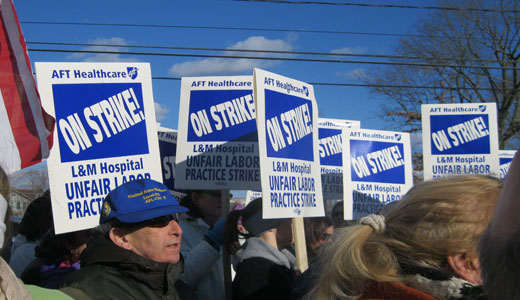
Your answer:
[136,213,179,228]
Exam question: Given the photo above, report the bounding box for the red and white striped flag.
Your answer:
[0,0,54,174]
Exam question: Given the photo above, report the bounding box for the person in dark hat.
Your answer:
[59,178,196,300]
[178,190,229,300]
[223,197,296,300]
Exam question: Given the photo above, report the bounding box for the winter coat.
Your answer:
[361,277,486,300]
[179,216,225,300]
[59,232,196,300]
[232,237,296,300]
[22,231,81,288]
[289,263,318,300]
[361,281,438,300]
[9,234,39,277]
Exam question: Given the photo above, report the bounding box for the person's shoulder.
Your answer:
[9,241,38,260]
[20,257,45,284]
[240,256,278,268]
[236,257,280,277]
[59,287,92,300]
[234,257,295,300]
[59,264,126,300]
[239,257,296,282]
[59,264,110,288]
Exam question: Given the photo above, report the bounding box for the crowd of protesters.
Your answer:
[0,149,519,299]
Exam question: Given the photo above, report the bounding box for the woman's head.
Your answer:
[380,175,499,266]
[223,198,290,253]
[307,175,502,300]
[180,190,224,226]
[19,190,53,242]
[304,216,333,259]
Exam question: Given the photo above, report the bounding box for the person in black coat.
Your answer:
[21,228,92,288]
[223,198,296,300]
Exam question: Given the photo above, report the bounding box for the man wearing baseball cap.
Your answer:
[60,178,196,300]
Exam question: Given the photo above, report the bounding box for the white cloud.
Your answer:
[228,36,292,52]
[332,46,368,80]
[330,46,366,55]
[336,68,366,80]
[154,102,170,121]
[66,37,140,62]
[168,36,293,77]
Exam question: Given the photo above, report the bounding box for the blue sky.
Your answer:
[14,0,430,140]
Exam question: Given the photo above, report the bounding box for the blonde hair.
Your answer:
[305,175,502,300]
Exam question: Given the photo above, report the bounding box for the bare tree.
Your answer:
[8,168,49,217]
[362,0,520,149]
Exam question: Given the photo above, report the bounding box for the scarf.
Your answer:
[401,264,486,300]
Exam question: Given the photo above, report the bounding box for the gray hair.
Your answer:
[96,219,119,236]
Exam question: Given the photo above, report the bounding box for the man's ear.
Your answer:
[109,228,132,250]
[447,253,483,285]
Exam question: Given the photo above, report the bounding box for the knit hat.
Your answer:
[241,198,282,236]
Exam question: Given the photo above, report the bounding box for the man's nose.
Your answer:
[168,220,183,236]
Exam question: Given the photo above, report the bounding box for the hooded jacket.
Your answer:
[231,237,296,300]
[59,232,196,300]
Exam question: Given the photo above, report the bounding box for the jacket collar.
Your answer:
[400,264,486,300]
[232,237,294,270]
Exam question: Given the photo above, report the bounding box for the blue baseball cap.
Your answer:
[100,178,188,224]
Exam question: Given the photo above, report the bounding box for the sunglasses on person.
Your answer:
[118,213,179,230]
[141,213,180,228]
